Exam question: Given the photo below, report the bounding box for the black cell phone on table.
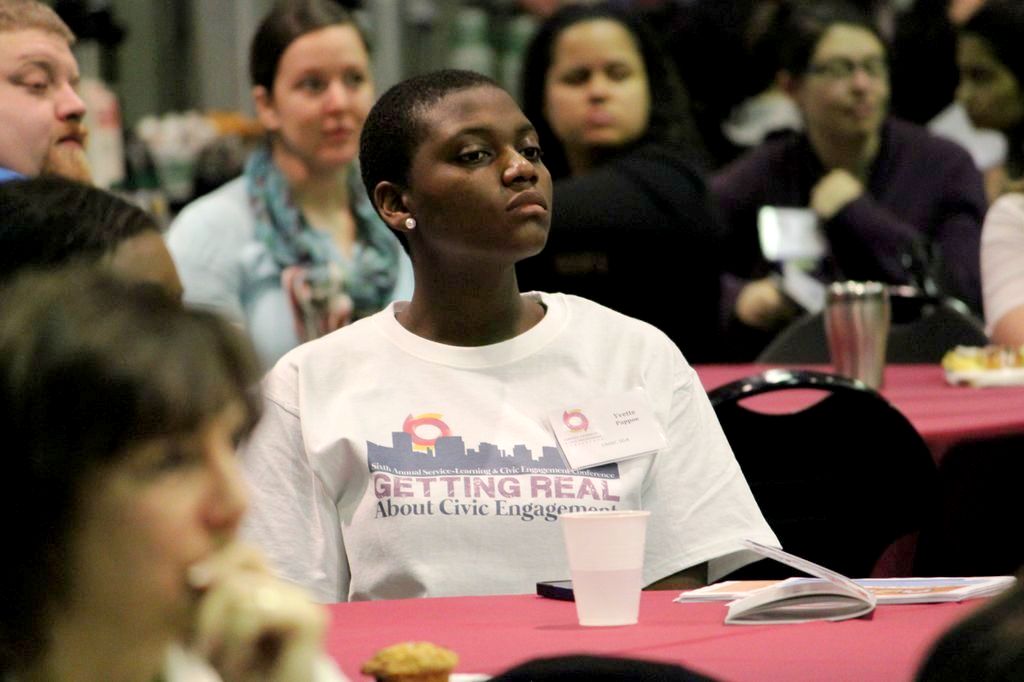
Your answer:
[536,579,575,601]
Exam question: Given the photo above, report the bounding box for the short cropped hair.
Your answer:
[0,267,261,670]
[0,176,159,283]
[0,0,74,42]
[250,0,364,91]
[359,69,498,200]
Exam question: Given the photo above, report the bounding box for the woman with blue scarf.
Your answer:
[168,0,412,369]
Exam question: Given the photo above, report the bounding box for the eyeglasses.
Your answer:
[806,56,888,80]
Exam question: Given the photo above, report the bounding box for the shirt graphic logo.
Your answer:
[403,413,451,452]
[367,411,622,523]
[562,409,589,432]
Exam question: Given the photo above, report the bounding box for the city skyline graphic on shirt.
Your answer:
[366,419,619,480]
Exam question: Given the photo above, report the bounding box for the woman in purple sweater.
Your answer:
[712,0,986,359]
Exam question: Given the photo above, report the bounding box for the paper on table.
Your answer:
[675,540,1016,625]
[677,580,793,602]
[852,576,1016,603]
[724,581,876,624]
[679,575,1017,605]
[721,540,875,624]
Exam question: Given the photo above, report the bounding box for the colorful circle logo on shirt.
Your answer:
[562,409,589,432]
[403,413,452,451]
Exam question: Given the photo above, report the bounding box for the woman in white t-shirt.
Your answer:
[0,268,343,682]
[239,70,778,602]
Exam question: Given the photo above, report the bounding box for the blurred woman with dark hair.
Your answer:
[956,0,1024,199]
[168,0,411,369]
[0,267,344,681]
[514,3,725,362]
[964,2,1024,346]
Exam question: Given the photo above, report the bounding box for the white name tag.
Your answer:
[547,387,667,471]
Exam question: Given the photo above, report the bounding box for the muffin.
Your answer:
[361,641,459,682]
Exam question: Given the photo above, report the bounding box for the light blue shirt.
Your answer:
[0,167,24,183]
[167,176,414,369]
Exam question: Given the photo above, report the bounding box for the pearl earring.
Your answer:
[405,217,417,230]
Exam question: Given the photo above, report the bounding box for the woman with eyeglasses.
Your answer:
[711,0,986,360]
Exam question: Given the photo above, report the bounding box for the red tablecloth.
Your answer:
[325,591,979,681]
[695,364,1024,463]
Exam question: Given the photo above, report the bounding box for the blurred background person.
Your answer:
[41,121,92,182]
[980,192,1024,346]
[0,0,88,183]
[955,0,1024,200]
[0,267,344,681]
[885,0,1007,184]
[0,176,180,298]
[973,0,1024,344]
[653,0,800,170]
[712,0,986,360]
[916,580,1024,681]
[515,3,726,362]
[167,0,412,370]
[713,1,804,163]
[658,0,991,171]
[888,0,962,128]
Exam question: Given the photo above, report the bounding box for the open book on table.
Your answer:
[675,540,1016,625]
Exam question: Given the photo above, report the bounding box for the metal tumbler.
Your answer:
[824,281,891,389]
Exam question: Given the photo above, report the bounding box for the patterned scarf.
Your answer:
[245,146,400,340]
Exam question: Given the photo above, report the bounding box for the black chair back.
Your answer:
[887,297,988,362]
[709,369,937,578]
[915,433,1024,577]
[756,294,987,364]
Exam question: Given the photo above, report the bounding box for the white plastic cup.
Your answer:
[559,510,650,626]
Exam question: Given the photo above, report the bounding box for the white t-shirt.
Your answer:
[240,292,778,602]
[982,193,1024,336]
[929,102,1007,172]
